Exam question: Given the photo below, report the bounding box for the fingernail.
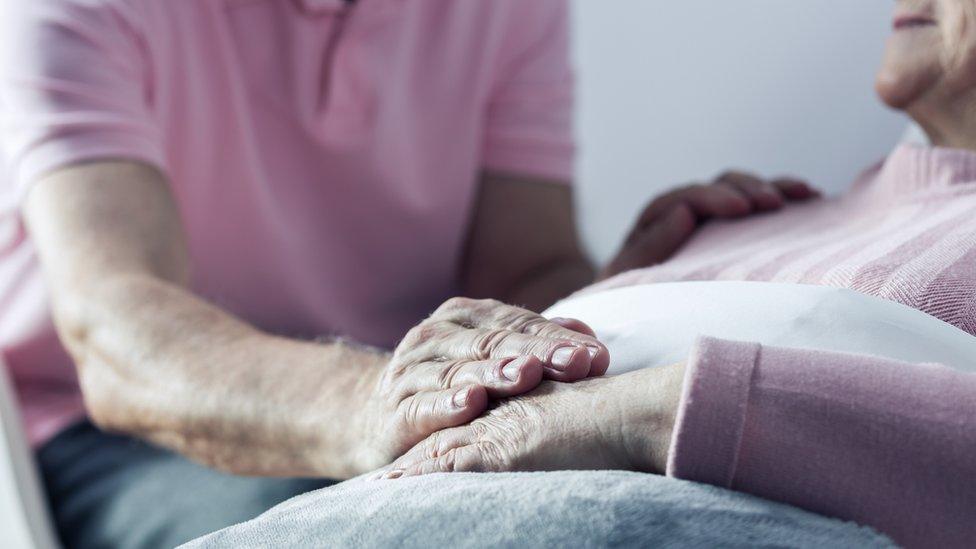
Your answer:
[452,388,469,408]
[382,469,404,480]
[551,345,579,370]
[585,344,601,360]
[501,360,521,382]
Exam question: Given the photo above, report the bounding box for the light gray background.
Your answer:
[572,0,908,263]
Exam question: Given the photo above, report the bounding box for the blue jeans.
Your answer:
[39,421,335,548]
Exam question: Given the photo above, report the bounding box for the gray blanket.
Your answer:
[185,471,893,548]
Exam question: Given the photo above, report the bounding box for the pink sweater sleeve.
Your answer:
[666,336,976,548]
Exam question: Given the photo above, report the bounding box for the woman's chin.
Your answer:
[875,70,934,111]
[876,79,913,111]
[875,39,944,111]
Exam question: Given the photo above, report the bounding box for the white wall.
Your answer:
[572,0,909,263]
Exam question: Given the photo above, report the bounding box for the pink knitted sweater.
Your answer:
[597,144,976,548]
[594,144,976,331]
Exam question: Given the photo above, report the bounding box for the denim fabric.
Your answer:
[39,422,334,549]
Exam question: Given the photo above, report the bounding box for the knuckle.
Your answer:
[487,359,508,383]
[476,298,504,317]
[476,441,507,471]
[435,297,472,316]
[436,359,467,390]
[742,175,765,187]
[423,435,442,460]
[402,395,435,429]
[524,338,555,357]
[400,325,426,349]
[474,297,502,310]
[494,307,530,329]
[446,296,472,309]
[714,180,738,193]
[507,312,547,335]
[380,360,409,389]
[718,169,751,181]
[470,420,491,440]
[438,448,459,472]
[475,329,509,358]
[744,177,765,188]
[418,323,439,339]
[401,321,450,351]
[401,397,422,427]
[435,297,504,327]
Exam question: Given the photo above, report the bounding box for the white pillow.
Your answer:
[545,282,976,375]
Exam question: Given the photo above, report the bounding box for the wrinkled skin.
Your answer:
[377,174,820,478]
[370,133,822,481]
[378,0,976,480]
[877,0,976,149]
[354,297,611,471]
[375,364,686,479]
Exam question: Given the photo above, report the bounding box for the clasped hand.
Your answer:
[353,297,610,471]
[364,173,817,477]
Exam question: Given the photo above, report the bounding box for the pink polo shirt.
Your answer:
[0,0,574,447]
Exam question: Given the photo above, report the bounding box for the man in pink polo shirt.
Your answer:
[0,0,808,546]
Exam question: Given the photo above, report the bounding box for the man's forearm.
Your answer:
[504,258,595,312]
[58,272,386,479]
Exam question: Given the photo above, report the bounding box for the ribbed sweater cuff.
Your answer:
[665,336,761,488]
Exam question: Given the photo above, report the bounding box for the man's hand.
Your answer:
[24,161,612,479]
[373,363,686,479]
[601,172,819,280]
[355,297,610,471]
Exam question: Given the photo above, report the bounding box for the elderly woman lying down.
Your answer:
[196,1,976,547]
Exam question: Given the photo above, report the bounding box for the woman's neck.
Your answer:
[910,90,976,151]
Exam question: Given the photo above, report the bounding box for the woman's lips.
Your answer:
[893,14,937,30]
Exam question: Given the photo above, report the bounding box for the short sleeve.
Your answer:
[0,1,164,202]
[482,1,575,182]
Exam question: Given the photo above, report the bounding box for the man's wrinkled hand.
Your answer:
[355,297,610,471]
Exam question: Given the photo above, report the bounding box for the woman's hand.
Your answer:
[354,297,611,471]
[374,363,686,478]
[601,172,819,280]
